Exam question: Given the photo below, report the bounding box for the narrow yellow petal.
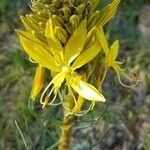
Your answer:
[45,18,64,64]
[72,40,101,69]
[45,17,56,40]
[85,27,96,47]
[97,0,121,26]
[16,30,60,72]
[96,26,109,56]
[65,20,87,65]
[67,76,106,102]
[51,71,66,93]
[108,40,119,63]
[31,65,45,100]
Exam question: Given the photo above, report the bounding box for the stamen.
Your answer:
[42,96,49,108]
[49,101,62,106]
[40,80,53,104]
[64,0,77,9]
[41,87,60,108]
[117,71,140,88]
[74,101,96,116]
[62,102,72,112]
[29,4,36,13]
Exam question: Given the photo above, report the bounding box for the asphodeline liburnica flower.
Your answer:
[16,0,121,114]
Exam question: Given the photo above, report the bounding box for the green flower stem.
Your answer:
[58,115,75,150]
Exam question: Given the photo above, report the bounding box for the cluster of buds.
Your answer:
[16,0,138,116]
[21,0,120,44]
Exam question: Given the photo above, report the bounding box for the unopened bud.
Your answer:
[87,11,100,30]
[69,15,80,29]
[55,26,68,43]
[76,4,85,16]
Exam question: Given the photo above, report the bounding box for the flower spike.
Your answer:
[16,0,123,110]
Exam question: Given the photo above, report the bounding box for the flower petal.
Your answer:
[72,40,101,69]
[96,26,109,56]
[20,16,33,32]
[16,30,60,72]
[51,71,66,93]
[45,18,64,64]
[65,20,87,65]
[67,76,106,102]
[30,65,45,100]
[109,40,119,61]
[97,0,120,26]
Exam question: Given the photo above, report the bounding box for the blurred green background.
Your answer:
[0,0,150,149]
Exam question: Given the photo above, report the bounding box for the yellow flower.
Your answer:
[16,0,121,109]
[16,19,106,108]
[97,25,124,72]
[97,26,139,88]
[96,25,124,88]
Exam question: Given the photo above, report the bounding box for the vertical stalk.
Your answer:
[58,115,75,150]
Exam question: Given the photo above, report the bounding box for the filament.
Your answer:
[62,102,72,112]
[40,80,53,104]
[117,71,140,88]
[74,101,96,117]
[49,101,62,106]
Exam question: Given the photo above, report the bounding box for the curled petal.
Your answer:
[31,65,45,100]
[67,76,106,102]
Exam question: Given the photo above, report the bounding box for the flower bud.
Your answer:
[69,15,80,29]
